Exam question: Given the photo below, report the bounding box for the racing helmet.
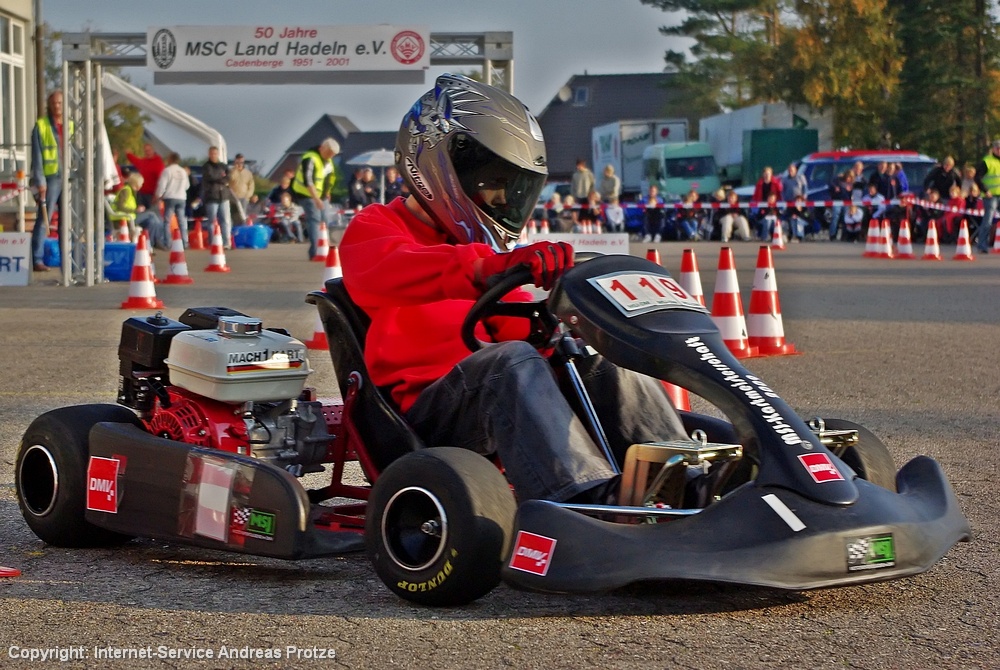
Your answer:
[395,73,547,250]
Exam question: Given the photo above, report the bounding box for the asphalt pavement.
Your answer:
[0,236,996,669]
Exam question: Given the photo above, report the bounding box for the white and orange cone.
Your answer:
[992,221,1000,254]
[188,219,206,250]
[746,245,797,356]
[645,248,662,266]
[895,219,916,259]
[528,219,538,236]
[953,219,975,261]
[204,222,231,272]
[306,246,343,350]
[115,218,130,243]
[922,220,943,260]
[710,247,758,359]
[121,233,164,310]
[879,219,895,259]
[770,218,786,250]
[678,248,705,307]
[312,222,329,262]
[540,219,550,235]
[661,382,692,412]
[862,218,881,257]
[163,226,194,284]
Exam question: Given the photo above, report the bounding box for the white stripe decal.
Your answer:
[762,493,806,532]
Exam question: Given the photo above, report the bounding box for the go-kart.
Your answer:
[15,253,971,607]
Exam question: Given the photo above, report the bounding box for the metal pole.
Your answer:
[83,58,94,287]
[59,60,69,286]
[33,0,44,115]
[95,63,104,283]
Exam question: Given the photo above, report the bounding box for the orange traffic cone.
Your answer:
[163,226,194,284]
[121,233,164,309]
[540,219,550,235]
[306,246,343,350]
[895,219,915,259]
[953,219,975,261]
[0,566,20,578]
[992,221,1000,254]
[770,218,786,250]
[746,245,797,356]
[645,248,661,266]
[312,222,329,262]
[528,219,538,236]
[922,220,943,260]
[710,247,757,359]
[189,219,206,250]
[879,219,895,259]
[661,382,692,412]
[678,248,705,307]
[204,222,231,272]
[115,218,130,243]
[862,219,881,257]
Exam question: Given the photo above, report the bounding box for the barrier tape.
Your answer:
[0,184,24,205]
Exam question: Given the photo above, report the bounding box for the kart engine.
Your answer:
[117,308,332,476]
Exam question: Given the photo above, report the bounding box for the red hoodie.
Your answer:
[340,197,530,413]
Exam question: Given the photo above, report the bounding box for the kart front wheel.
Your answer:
[16,404,142,547]
[366,447,517,606]
[820,418,897,492]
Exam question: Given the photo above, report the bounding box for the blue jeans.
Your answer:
[204,200,232,248]
[829,204,843,240]
[162,198,188,246]
[405,341,686,503]
[300,197,325,259]
[31,175,61,264]
[136,211,167,249]
[977,195,998,251]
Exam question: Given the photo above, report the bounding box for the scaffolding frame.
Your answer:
[56,30,513,286]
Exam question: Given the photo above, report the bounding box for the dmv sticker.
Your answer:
[589,271,707,318]
[508,531,557,576]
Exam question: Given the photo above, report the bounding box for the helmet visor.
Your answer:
[451,135,546,239]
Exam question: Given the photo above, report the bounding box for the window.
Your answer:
[0,13,27,176]
[572,87,589,105]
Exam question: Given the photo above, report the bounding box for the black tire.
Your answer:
[819,418,897,492]
[16,404,142,547]
[366,447,517,607]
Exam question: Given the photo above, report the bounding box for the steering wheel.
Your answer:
[461,265,557,352]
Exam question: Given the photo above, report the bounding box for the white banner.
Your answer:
[148,25,429,84]
[525,233,630,254]
[0,232,31,286]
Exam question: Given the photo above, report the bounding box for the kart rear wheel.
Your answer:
[820,418,897,492]
[16,404,142,547]
[366,447,517,607]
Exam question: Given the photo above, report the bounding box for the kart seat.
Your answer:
[306,279,426,476]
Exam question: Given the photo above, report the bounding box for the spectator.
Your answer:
[849,160,867,200]
[228,153,255,222]
[113,172,167,250]
[604,195,625,233]
[292,137,339,260]
[640,184,665,243]
[275,191,305,243]
[383,166,404,201]
[911,188,941,243]
[703,188,728,241]
[923,156,961,198]
[973,139,1000,253]
[828,170,851,240]
[960,164,977,196]
[29,90,68,272]
[676,191,701,241]
[891,162,910,194]
[543,191,563,227]
[863,182,887,227]
[348,168,369,211]
[756,192,781,241]
[940,184,967,244]
[570,159,595,203]
[842,204,864,242]
[245,194,265,223]
[784,194,810,242]
[597,164,621,202]
[362,167,379,204]
[126,142,165,210]
[201,146,232,248]
[965,183,983,240]
[578,191,603,231]
[718,191,751,242]
[154,152,190,246]
[267,170,295,207]
[780,163,808,200]
[752,166,783,205]
[556,194,577,233]
[869,161,892,198]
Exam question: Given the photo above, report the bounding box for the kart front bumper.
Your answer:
[501,455,971,593]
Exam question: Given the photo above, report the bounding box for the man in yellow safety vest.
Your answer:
[30,90,72,273]
[974,139,1000,252]
[292,137,339,259]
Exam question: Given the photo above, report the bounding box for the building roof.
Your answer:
[535,72,681,180]
[266,114,361,181]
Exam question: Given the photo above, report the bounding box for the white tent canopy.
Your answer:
[101,72,228,162]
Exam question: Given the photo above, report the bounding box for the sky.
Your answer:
[43,0,683,173]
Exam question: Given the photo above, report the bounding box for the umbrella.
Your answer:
[346,149,396,204]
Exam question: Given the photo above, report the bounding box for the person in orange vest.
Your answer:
[29,90,71,272]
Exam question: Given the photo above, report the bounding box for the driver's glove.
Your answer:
[475,241,574,292]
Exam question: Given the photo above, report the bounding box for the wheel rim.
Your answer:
[18,444,59,517]
[381,486,448,572]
